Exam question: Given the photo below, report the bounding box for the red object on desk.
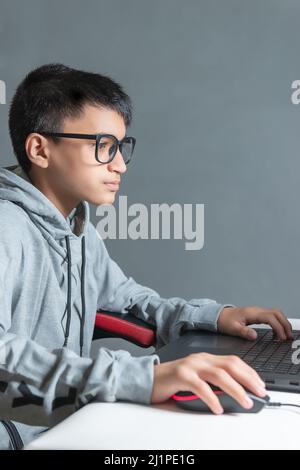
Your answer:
[93,309,157,348]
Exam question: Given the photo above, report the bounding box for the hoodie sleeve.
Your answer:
[95,233,235,350]
[0,227,160,428]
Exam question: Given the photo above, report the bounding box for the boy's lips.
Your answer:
[104,181,120,191]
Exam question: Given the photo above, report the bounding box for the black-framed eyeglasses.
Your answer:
[37,132,136,165]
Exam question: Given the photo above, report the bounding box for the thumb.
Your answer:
[234,323,258,341]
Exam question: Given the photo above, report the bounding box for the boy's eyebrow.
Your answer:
[96,132,127,139]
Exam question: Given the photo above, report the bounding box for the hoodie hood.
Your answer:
[0,164,89,246]
[0,164,89,356]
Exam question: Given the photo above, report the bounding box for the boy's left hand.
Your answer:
[217,305,294,341]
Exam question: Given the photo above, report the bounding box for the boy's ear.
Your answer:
[25,133,51,169]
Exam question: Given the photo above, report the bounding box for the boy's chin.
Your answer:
[86,192,117,206]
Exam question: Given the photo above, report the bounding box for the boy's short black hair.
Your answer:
[8,63,133,175]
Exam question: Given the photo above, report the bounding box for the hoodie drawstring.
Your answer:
[63,235,86,357]
[80,236,86,357]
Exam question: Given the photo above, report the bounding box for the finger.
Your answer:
[190,378,224,415]
[232,322,258,341]
[220,355,266,388]
[221,356,267,396]
[254,313,287,340]
[205,368,256,410]
[247,311,286,340]
[272,310,293,340]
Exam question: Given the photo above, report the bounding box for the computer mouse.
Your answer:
[171,389,270,413]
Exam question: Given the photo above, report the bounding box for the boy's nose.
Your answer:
[107,149,127,174]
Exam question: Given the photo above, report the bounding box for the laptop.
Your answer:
[156,327,300,393]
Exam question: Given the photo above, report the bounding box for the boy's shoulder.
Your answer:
[0,200,30,228]
[0,199,26,222]
[0,201,29,251]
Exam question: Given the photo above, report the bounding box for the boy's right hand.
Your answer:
[151,353,267,414]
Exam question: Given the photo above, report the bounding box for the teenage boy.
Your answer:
[0,63,292,449]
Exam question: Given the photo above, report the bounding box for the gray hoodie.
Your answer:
[0,164,233,449]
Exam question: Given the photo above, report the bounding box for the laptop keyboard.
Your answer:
[235,330,300,375]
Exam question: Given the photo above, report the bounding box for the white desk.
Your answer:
[25,319,300,450]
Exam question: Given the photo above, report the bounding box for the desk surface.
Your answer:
[25,319,300,450]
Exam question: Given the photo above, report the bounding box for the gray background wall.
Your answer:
[1,0,300,357]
